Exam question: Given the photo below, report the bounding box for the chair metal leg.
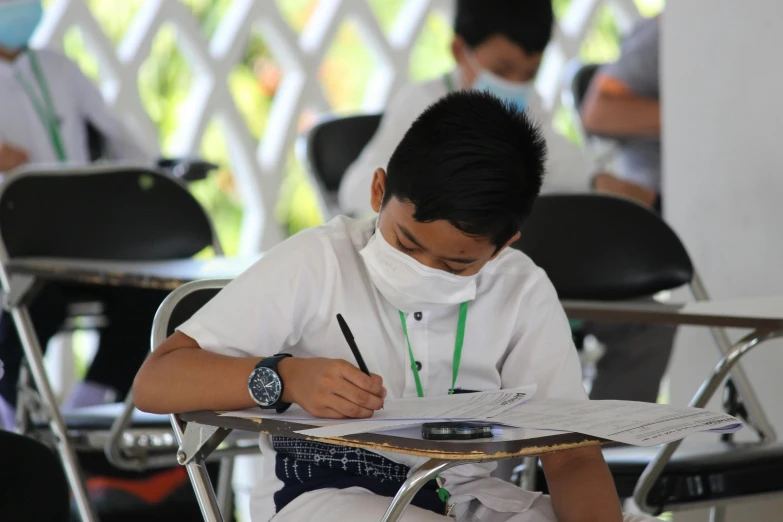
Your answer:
[105,390,139,469]
[634,329,781,514]
[187,457,225,522]
[16,365,36,434]
[380,459,466,522]
[11,305,99,522]
[216,456,235,520]
[175,421,233,522]
[709,505,727,522]
[690,275,776,442]
[518,456,538,490]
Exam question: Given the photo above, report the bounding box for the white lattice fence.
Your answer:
[33,0,643,253]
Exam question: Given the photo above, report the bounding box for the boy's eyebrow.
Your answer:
[443,255,478,265]
[397,224,478,265]
[397,224,424,248]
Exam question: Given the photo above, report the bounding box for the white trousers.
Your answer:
[272,487,660,522]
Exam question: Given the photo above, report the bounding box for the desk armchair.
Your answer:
[299,114,382,220]
[0,165,223,522]
[512,194,783,518]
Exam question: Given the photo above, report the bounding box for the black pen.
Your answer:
[336,313,370,376]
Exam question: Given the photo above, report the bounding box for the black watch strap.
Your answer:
[256,353,293,413]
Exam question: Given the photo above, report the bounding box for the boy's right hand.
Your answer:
[279,357,386,419]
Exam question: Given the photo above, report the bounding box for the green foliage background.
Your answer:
[55,0,663,254]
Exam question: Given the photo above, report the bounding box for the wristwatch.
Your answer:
[248,354,293,413]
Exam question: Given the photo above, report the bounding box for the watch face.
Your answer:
[249,367,282,407]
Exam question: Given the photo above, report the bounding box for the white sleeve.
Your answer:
[177,229,328,358]
[68,62,156,162]
[338,84,432,215]
[541,129,592,193]
[501,272,588,401]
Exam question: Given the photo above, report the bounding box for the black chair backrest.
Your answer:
[306,114,382,193]
[86,121,106,162]
[0,167,214,260]
[572,63,601,112]
[166,287,221,336]
[514,194,694,300]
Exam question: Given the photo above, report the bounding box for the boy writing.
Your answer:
[135,92,653,522]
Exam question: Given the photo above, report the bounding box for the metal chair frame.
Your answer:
[0,165,223,521]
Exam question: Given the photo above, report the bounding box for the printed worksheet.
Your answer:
[490,399,741,446]
[221,391,741,446]
[220,385,537,431]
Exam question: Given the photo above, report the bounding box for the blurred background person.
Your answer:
[338,0,590,217]
[581,16,661,211]
[580,15,674,403]
[0,0,166,429]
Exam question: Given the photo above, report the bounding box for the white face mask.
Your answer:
[360,221,478,313]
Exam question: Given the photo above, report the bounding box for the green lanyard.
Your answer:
[398,301,469,504]
[398,301,468,397]
[14,49,68,162]
[442,72,456,93]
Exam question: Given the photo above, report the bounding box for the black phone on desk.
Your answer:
[421,422,493,440]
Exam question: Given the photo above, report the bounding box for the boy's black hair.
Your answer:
[455,0,554,54]
[384,90,547,248]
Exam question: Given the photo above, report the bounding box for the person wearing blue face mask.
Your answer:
[464,50,535,113]
[338,0,590,218]
[0,0,44,173]
[0,0,171,437]
[0,0,152,172]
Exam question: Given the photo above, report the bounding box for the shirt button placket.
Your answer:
[409,311,428,394]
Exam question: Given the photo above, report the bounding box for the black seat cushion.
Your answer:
[306,114,382,193]
[528,442,783,511]
[514,194,694,300]
[605,442,783,508]
[0,168,213,260]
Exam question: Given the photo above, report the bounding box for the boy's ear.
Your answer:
[489,231,521,260]
[370,168,386,213]
[451,35,468,67]
[451,35,475,88]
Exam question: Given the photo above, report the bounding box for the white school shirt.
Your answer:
[179,216,587,520]
[0,49,152,171]
[338,71,592,216]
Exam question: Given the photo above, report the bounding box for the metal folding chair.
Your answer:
[298,113,382,219]
[150,279,256,522]
[0,165,222,522]
[512,194,783,519]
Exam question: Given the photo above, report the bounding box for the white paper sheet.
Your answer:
[221,391,741,447]
[292,387,536,437]
[220,404,329,424]
[369,385,536,421]
[297,420,428,438]
[220,386,537,435]
[490,399,742,446]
